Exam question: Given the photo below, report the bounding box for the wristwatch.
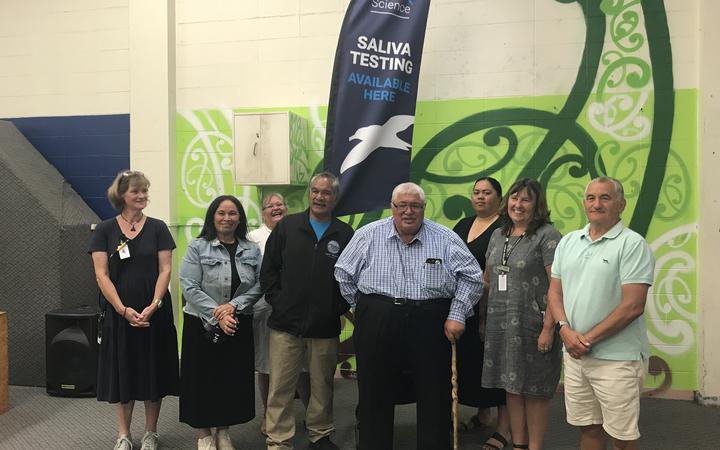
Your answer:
[152,298,163,308]
[557,320,569,330]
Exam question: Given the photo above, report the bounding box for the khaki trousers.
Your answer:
[265,329,338,450]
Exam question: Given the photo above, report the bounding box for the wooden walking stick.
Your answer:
[451,341,459,450]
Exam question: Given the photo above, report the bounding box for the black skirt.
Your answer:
[456,312,506,408]
[179,313,255,428]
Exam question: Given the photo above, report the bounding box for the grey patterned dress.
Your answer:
[481,223,562,398]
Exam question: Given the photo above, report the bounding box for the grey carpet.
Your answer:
[1,381,719,449]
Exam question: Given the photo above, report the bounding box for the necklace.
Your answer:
[119,213,143,231]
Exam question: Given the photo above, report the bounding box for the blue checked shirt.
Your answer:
[334,217,483,324]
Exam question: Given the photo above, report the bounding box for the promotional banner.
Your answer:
[324,0,431,216]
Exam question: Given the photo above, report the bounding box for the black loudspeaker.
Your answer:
[45,305,99,397]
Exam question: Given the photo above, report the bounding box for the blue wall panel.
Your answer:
[5,114,130,219]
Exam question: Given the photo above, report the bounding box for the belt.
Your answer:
[369,294,450,307]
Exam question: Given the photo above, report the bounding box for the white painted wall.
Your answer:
[698,0,720,402]
[176,0,346,109]
[129,0,175,223]
[0,0,697,115]
[0,0,130,118]
[175,0,698,111]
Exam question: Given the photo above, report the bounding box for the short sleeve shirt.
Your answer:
[551,220,655,360]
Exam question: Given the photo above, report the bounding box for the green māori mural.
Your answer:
[175,0,697,391]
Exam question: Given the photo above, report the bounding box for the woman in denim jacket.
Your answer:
[179,195,263,450]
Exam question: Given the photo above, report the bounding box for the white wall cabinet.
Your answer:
[233,111,310,185]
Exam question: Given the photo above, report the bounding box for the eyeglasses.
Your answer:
[392,202,424,212]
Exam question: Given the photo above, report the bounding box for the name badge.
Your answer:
[498,273,507,292]
[118,242,131,259]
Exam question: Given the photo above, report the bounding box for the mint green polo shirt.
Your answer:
[551,220,655,360]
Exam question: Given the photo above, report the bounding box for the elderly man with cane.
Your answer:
[335,182,483,450]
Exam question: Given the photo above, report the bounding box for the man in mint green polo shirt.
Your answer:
[548,176,655,450]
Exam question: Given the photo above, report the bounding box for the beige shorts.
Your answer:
[563,353,647,441]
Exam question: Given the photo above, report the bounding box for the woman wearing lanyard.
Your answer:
[481,178,562,450]
[89,170,179,450]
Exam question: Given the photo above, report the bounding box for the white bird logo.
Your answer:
[340,114,414,174]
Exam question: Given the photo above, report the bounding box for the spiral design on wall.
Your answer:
[646,224,697,354]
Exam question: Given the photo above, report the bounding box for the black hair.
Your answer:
[197,195,248,241]
[473,176,503,198]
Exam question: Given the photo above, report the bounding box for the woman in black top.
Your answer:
[453,177,511,450]
[89,170,180,450]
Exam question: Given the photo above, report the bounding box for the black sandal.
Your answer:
[512,444,529,450]
[481,431,509,449]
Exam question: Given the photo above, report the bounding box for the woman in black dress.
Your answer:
[179,195,263,450]
[453,177,511,450]
[89,170,180,450]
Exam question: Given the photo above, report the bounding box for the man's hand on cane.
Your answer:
[444,319,465,343]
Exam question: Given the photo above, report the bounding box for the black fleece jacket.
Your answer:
[260,210,354,338]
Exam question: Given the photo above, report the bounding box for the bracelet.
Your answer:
[123,306,128,318]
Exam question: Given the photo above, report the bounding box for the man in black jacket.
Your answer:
[260,172,353,450]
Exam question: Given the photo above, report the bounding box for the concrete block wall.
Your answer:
[176,0,697,107]
[0,0,131,219]
[1,0,719,399]
[173,0,706,397]
[0,0,129,117]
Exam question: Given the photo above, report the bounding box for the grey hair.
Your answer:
[586,176,625,201]
[261,192,285,207]
[391,182,426,204]
[310,171,339,196]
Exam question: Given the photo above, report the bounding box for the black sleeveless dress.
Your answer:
[453,216,506,407]
[88,217,180,403]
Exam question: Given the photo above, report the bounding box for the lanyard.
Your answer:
[499,231,525,272]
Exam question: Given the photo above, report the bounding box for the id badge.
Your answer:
[498,273,507,292]
[119,243,131,259]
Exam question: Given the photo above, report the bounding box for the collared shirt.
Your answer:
[248,224,272,251]
[180,237,263,327]
[551,220,655,360]
[334,217,483,324]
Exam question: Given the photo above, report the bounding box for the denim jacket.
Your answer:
[180,237,263,328]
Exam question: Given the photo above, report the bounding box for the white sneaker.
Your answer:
[114,435,133,450]
[215,429,236,450]
[197,434,217,450]
[140,431,159,450]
